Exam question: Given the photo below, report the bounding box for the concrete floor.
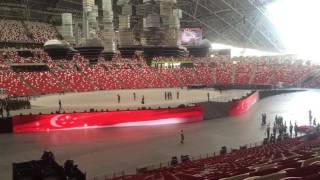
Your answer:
[12,88,250,115]
[1,89,319,179]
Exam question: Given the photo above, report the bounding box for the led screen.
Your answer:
[181,28,203,45]
[13,106,203,133]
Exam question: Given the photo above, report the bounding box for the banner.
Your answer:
[13,106,203,133]
[229,92,259,116]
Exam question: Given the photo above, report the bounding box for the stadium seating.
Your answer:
[253,64,273,84]
[107,135,320,180]
[0,70,33,96]
[19,71,64,94]
[0,51,320,97]
[82,64,122,90]
[52,69,96,92]
[0,20,59,43]
[234,62,255,84]
[193,66,214,85]
[5,51,38,63]
[269,64,314,86]
[215,62,233,84]
[26,22,59,43]
[0,20,31,43]
[156,68,181,87]
[305,75,320,88]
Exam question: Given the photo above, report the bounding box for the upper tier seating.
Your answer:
[253,65,273,84]
[215,62,233,84]
[234,62,255,84]
[26,22,59,43]
[0,20,31,43]
[0,20,59,43]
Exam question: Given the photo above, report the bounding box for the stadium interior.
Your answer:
[1,0,320,180]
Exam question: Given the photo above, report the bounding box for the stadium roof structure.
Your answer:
[178,0,284,52]
[0,0,284,52]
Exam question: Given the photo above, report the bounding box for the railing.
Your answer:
[88,140,265,180]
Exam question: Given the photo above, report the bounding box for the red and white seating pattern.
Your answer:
[19,71,64,94]
[82,64,122,90]
[234,62,255,84]
[52,69,95,92]
[270,64,315,86]
[137,65,167,88]
[156,68,181,88]
[115,65,151,89]
[26,22,59,43]
[5,51,38,63]
[0,20,31,43]
[0,70,33,96]
[0,53,320,97]
[215,62,233,84]
[253,65,274,84]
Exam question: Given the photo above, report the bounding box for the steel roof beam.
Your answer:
[220,0,281,51]
[193,0,260,49]
[182,10,234,45]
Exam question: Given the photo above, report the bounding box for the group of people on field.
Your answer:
[165,91,179,100]
[263,109,320,143]
[117,93,145,104]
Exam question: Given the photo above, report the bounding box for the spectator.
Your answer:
[117,94,120,103]
[294,122,298,137]
[58,99,62,111]
[180,130,184,144]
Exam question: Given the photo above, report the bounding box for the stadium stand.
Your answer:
[0,50,319,97]
[0,70,33,96]
[215,61,233,84]
[19,71,65,94]
[0,20,58,44]
[107,134,320,180]
[234,61,255,85]
[25,22,59,44]
[0,20,31,43]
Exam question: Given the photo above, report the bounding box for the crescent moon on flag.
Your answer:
[50,115,63,128]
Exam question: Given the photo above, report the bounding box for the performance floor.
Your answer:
[1,89,320,179]
[12,88,250,115]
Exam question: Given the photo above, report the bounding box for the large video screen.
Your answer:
[181,28,203,45]
[13,106,203,133]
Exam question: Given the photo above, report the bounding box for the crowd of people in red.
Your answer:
[0,51,319,97]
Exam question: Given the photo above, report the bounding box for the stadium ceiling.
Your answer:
[0,0,284,52]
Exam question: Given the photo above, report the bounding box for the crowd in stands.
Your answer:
[0,50,319,97]
[0,20,59,44]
